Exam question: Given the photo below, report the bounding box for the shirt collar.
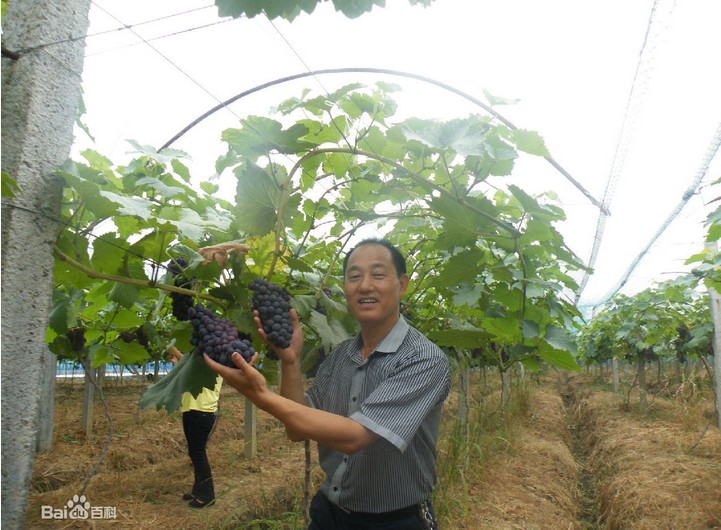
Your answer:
[370,314,410,355]
[356,315,410,358]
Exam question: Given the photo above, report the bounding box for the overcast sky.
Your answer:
[73,0,721,308]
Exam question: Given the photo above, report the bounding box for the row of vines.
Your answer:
[577,276,717,414]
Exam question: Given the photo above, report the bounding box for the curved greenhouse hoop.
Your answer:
[160,67,605,213]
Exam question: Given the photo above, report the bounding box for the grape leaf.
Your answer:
[222,117,313,159]
[427,329,485,349]
[139,353,219,414]
[108,282,139,308]
[234,162,282,235]
[310,310,352,350]
[99,191,153,220]
[537,342,580,371]
[511,129,550,157]
[401,116,491,157]
[544,325,577,354]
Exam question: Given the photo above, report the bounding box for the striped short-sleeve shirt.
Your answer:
[306,315,451,513]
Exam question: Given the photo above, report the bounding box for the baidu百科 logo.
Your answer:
[40,495,116,520]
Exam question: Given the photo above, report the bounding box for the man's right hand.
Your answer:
[204,351,267,401]
[253,308,304,364]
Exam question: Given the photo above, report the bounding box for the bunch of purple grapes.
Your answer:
[66,327,86,352]
[188,304,255,367]
[119,326,150,351]
[249,278,293,352]
[315,286,333,316]
[168,257,194,321]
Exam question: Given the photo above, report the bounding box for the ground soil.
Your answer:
[25,370,721,529]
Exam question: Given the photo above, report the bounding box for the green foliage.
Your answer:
[47,147,238,373]
[75,88,94,143]
[49,82,590,411]
[686,181,721,291]
[215,0,434,21]
[1,171,20,197]
[577,275,711,366]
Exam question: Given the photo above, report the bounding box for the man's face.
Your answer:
[343,244,409,328]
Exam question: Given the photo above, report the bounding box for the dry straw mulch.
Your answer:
[26,381,315,529]
[25,371,721,529]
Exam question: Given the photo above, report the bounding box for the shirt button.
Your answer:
[343,456,348,462]
[333,486,338,491]
[352,397,357,402]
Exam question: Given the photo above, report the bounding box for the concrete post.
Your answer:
[708,287,721,430]
[36,350,57,453]
[81,360,97,436]
[612,356,619,392]
[704,243,721,430]
[1,1,90,527]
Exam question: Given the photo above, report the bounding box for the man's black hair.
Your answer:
[343,238,407,277]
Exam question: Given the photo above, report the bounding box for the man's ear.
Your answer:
[399,274,409,296]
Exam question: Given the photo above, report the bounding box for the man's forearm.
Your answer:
[279,359,306,404]
[278,359,308,440]
[253,388,377,454]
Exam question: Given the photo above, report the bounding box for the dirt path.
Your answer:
[556,372,601,529]
[557,371,721,529]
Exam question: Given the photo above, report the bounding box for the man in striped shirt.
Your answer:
[205,238,451,529]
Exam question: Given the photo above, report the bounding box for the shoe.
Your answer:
[182,494,195,501]
[188,498,214,509]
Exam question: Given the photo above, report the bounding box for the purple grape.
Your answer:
[189,304,255,367]
[249,278,293,358]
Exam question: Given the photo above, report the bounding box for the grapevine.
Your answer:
[188,304,255,367]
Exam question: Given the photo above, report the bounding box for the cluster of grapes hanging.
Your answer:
[168,260,294,366]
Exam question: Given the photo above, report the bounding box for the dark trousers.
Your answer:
[182,410,217,502]
[308,490,437,530]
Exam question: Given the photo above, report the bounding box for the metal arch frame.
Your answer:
[159,67,606,214]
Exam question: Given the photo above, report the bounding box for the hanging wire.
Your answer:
[88,3,243,125]
[159,67,605,213]
[83,19,235,57]
[575,0,676,303]
[67,4,605,223]
[15,3,218,55]
[261,16,422,223]
[0,201,176,274]
[30,4,652,285]
[262,17,358,204]
[81,3,304,175]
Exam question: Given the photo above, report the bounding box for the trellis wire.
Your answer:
[592,121,721,309]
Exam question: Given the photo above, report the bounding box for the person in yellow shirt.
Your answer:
[167,346,222,509]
